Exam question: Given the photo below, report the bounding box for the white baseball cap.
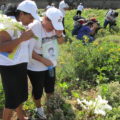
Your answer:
[46,7,64,30]
[17,0,41,21]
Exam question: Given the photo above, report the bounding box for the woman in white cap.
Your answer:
[0,1,40,120]
[27,7,64,119]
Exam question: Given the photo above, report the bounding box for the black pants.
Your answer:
[28,68,56,100]
[0,63,28,109]
[76,10,82,16]
[104,20,116,29]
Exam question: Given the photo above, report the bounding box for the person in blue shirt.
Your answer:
[77,21,96,43]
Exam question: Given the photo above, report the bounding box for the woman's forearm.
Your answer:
[32,51,53,66]
[0,30,34,52]
[0,38,22,52]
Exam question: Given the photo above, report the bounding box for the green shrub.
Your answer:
[57,35,120,90]
[0,79,5,109]
[98,82,120,107]
[46,93,75,120]
[105,106,120,120]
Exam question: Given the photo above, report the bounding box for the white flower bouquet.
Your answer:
[77,95,112,118]
[0,14,25,31]
[0,14,38,40]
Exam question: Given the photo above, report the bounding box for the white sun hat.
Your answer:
[46,7,64,30]
[17,0,41,21]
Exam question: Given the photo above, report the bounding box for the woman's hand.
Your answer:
[42,58,54,66]
[32,51,53,67]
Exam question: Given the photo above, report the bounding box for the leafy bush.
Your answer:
[0,79,5,109]
[98,82,120,107]
[105,106,120,120]
[57,9,120,101]
[57,35,120,91]
[46,93,75,120]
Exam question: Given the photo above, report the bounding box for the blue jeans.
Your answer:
[103,20,116,28]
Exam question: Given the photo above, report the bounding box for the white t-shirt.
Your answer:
[27,20,58,71]
[59,1,69,17]
[105,9,116,22]
[0,20,29,66]
[77,5,84,11]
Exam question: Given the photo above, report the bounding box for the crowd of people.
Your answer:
[72,4,119,43]
[0,0,119,120]
[45,0,119,43]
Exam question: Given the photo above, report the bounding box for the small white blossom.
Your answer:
[94,109,106,116]
[77,98,82,104]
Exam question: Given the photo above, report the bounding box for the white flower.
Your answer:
[77,98,82,104]
[77,95,112,117]
[87,100,94,106]
[77,98,88,109]
[102,104,112,110]
[82,99,90,105]
[95,95,108,105]
[94,109,106,116]
[0,14,25,31]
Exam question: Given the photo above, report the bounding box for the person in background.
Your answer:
[0,3,6,14]
[0,1,40,120]
[89,18,101,37]
[103,9,118,29]
[51,3,55,8]
[76,3,84,16]
[46,2,52,10]
[77,21,97,43]
[27,7,64,119]
[59,0,69,35]
[72,18,85,36]
[46,2,55,10]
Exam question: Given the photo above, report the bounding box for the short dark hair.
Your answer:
[15,10,32,18]
[4,3,32,19]
[113,12,118,17]
[4,3,17,16]
[86,21,94,27]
